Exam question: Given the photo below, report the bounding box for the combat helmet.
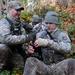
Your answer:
[32,14,40,22]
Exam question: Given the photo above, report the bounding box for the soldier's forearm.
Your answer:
[48,40,71,54]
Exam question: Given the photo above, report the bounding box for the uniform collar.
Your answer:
[7,13,20,25]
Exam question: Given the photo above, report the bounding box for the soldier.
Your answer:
[0,1,34,71]
[29,14,46,32]
[29,14,40,27]
[23,11,74,75]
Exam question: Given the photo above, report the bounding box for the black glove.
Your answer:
[21,22,33,33]
[25,33,33,42]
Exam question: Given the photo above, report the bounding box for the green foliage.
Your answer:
[2,14,6,18]
[66,43,75,58]
[66,53,75,58]
[58,19,64,29]
[0,66,23,75]
[20,0,27,3]
[11,66,23,75]
[67,24,75,38]
[59,11,68,17]
[20,10,32,22]
[34,5,56,18]
[58,11,69,22]
[0,70,10,75]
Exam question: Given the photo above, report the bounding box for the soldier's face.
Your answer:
[46,23,57,32]
[8,8,21,19]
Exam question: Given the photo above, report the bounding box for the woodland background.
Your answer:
[0,0,75,75]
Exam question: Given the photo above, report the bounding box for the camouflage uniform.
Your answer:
[36,28,71,64]
[23,57,75,75]
[23,11,72,75]
[0,12,32,70]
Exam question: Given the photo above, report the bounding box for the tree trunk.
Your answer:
[0,0,2,19]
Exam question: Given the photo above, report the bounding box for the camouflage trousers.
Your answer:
[0,44,25,71]
[23,57,75,75]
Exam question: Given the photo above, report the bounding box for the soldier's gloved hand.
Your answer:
[34,38,48,47]
[25,33,33,42]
